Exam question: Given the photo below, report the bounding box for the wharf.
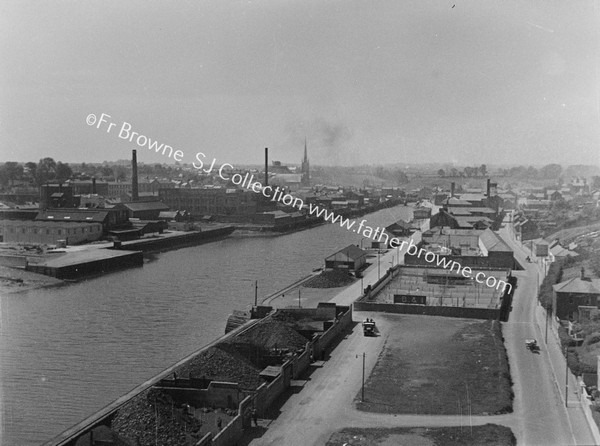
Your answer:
[115,225,235,252]
[26,249,143,280]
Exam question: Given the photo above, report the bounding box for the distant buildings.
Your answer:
[406,227,515,269]
[158,187,258,218]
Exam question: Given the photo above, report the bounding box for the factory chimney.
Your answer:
[450,182,455,198]
[264,147,269,187]
[132,150,139,202]
[92,177,96,194]
[486,178,491,197]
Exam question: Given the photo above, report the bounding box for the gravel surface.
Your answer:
[177,345,264,390]
[111,388,204,446]
[233,319,310,350]
[303,269,356,288]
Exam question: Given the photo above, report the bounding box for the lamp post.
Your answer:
[378,250,381,280]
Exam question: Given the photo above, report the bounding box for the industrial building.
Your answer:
[0,219,103,244]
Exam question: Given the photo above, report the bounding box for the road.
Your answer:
[499,222,595,445]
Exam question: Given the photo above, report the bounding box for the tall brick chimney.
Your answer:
[450,182,455,197]
[131,150,139,202]
[92,177,96,194]
[264,147,269,187]
[486,178,491,197]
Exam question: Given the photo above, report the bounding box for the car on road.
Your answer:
[525,339,540,352]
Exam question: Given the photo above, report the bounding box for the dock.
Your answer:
[26,249,143,280]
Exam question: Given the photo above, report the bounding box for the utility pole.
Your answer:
[356,352,366,402]
[378,250,381,280]
[545,307,549,343]
[254,280,258,307]
[298,288,301,308]
[565,346,569,408]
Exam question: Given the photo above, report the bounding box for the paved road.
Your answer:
[499,223,595,445]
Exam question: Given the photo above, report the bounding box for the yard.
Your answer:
[355,314,512,415]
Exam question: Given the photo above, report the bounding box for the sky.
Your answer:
[1,0,599,167]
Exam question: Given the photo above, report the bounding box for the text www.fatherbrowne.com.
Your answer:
[306,203,512,294]
[85,113,510,294]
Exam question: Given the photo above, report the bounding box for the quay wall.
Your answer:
[116,226,235,253]
[26,251,144,280]
[353,301,500,320]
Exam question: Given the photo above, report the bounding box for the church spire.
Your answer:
[301,137,310,186]
[303,136,308,163]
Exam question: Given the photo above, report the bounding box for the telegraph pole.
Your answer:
[545,307,549,343]
[254,280,258,307]
[356,352,366,402]
[565,346,569,407]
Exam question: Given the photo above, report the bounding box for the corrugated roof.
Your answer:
[479,228,512,252]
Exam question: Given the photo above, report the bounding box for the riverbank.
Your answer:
[0,265,64,295]
[0,224,236,284]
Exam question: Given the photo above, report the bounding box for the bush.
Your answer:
[558,325,576,348]
[584,332,600,347]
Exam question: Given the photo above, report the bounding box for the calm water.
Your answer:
[0,205,412,445]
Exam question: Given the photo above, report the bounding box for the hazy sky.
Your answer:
[1,0,599,167]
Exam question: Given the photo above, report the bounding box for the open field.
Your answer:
[356,314,512,415]
[326,425,516,446]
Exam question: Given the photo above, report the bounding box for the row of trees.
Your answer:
[0,159,190,188]
[496,164,563,180]
[0,158,73,187]
[437,164,487,178]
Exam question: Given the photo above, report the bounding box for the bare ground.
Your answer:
[326,425,516,446]
[356,314,512,415]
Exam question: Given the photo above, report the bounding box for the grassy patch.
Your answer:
[326,425,516,446]
[356,317,512,415]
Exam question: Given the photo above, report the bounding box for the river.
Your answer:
[0,205,413,445]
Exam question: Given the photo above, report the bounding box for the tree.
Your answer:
[55,162,73,182]
[540,164,562,180]
[36,158,57,185]
[24,162,37,180]
[395,169,409,185]
[592,176,600,190]
[479,164,487,177]
[463,166,477,177]
[100,166,114,178]
[437,169,445,177]
[0,162,23,186]
[113,165,128,182]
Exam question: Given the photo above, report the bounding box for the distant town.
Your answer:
[2,151,600,446]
